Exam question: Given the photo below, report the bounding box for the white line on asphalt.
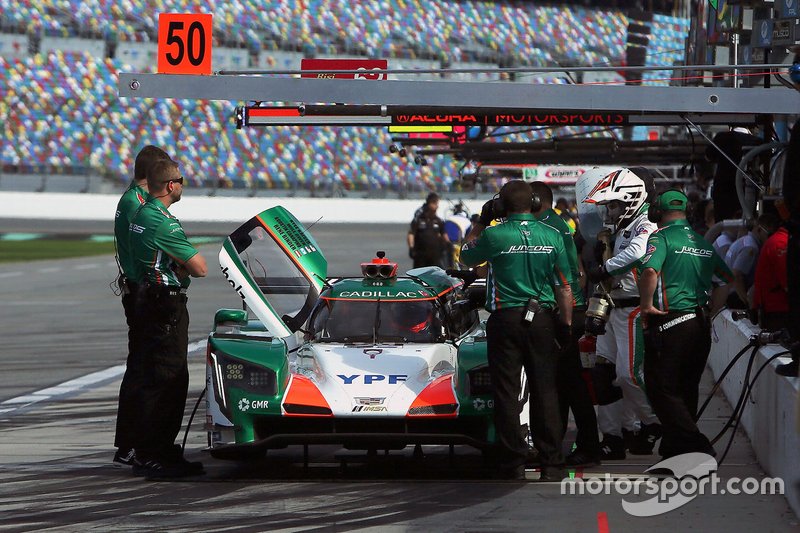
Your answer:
[0,339,208,416]
[0,365,125,413]
[74,264,98,270]
[0,271,22,278]
[37,267,59,273]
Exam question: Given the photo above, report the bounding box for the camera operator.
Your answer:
[582,168,661,459]
[637,189,732,458]
[531,181,600,467]
[460,180,573,481]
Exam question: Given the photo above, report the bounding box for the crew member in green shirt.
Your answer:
[638,189,732,458]
[531,180,600,468]
[112,145,169,468]
[128,158,208,478]
[461,180,573,481]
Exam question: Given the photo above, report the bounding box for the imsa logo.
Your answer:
[352,406,388,412]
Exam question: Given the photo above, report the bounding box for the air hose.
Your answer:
[182,386,207,452]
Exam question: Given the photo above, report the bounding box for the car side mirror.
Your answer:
[214,308,248,330]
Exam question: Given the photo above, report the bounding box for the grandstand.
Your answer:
[0,1,690,193]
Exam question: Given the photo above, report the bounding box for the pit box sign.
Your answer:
[157,13,213,75]
[301,58,388,80]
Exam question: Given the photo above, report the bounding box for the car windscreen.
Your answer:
[232,224,316,327]
[310,298,441,343]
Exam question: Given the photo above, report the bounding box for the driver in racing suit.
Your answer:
[582,167,662,459]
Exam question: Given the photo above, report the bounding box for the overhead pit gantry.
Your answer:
[118,64,800,184]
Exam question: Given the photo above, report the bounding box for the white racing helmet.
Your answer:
[581,167,655,232]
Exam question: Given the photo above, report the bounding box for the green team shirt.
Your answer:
[114,183,150,278]
[460,213,571,311]
[537,208,586,307]
[128,198,198,287]
[638,218,733,311]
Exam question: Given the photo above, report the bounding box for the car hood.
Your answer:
[292,343,457,416]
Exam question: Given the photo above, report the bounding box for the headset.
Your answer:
[646,200,663,224]
[491,188,542,218]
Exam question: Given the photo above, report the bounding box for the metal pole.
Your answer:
[732,33,739,88]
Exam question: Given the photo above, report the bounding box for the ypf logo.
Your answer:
[238,398,250,412]
[761,20,770,39]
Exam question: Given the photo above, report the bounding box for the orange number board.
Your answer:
[157,13,212,75]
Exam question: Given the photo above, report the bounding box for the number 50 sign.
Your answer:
[157,13,212,75]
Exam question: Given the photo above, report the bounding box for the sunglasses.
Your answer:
[163,176,184,185]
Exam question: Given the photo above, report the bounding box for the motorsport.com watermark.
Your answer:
[560,453,784,517]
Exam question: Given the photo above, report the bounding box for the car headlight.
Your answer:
[468,365,493,396]
[222,360,276,392]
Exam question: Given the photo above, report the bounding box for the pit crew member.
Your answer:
[128,158,208,478]
[531,181,600,467]
[582,167,661,459]
[461,180,573,481]
[638,189,732,458]
[112,145,169,467]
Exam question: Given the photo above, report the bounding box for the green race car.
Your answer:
[205,206,524,461]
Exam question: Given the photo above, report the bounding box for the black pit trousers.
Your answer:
[557,307,600,455]
[643,311,714,458]
[114,283,140,451]
[486,307,564,469]
[130,287,190,461]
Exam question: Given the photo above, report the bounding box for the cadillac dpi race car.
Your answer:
[205,206,513,461]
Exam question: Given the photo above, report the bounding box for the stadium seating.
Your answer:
[0,1,690,191]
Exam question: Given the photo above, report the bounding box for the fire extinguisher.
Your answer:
[578,334,597,369]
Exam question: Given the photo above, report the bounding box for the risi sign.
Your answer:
[301,58,388,79]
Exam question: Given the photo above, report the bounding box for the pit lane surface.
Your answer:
[0,223,797,532]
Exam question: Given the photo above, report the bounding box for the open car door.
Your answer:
[219,206,327,339]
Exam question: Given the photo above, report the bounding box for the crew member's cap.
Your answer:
[656,190,688,211]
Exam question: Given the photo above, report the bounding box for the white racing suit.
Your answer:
[596,210,660,438]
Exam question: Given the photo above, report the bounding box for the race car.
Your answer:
[205,206,517,461]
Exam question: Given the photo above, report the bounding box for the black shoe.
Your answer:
[600,434,626,460]
[628,423,662,455]
[776,360,798,377]
[167,444,205,475]
[565,448,601,468]
[133,458,202,480]
[622,428,637,451]
[113,448,137,467]
[539,466,566,481]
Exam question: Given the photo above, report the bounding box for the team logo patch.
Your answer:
[646,244,656,254]
[637,226,650,236]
